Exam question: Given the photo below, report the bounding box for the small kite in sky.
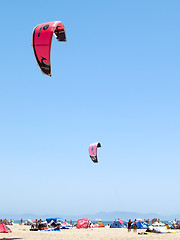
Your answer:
[89,142,101,163]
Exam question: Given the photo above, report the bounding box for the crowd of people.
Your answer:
[0,219,14,225]
[171,219,180,229]
[1,217,180,230]
[30,219,43,230]
[111,217,180,231]
[127,219,149,232]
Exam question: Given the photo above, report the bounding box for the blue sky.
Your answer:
[0,0,180,217]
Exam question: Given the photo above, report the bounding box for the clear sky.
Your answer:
[0,0,180,217]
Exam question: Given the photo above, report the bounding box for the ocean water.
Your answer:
[13,220,113,226]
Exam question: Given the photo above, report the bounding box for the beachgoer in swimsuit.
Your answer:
[128,219,131,232]
[134,219,137,232]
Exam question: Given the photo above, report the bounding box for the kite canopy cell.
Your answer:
[89,142,101,163]
[32,21,66,76]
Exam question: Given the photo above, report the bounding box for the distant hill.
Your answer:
[0,211,179,221]
[66,211,166,221]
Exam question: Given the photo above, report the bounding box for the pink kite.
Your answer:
[89,142,101,163]
[77,218,89,229]
[32,21,66,76]
[0,223,12,233]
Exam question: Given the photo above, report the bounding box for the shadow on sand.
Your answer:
[0,238,23,240]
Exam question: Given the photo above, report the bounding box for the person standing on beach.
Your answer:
[35,219,38,229]
[133,219,137,232]
[128,219,131,232]
[147,219,150,226]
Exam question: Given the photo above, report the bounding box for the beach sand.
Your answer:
[1,224,180,240]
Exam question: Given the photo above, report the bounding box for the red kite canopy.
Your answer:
[32,21,66,76]
[0,223,12,233]
[77,219,89,229]
[89,142,101,163]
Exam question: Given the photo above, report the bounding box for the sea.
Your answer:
[13,220,112,225]
[12,220,176,226]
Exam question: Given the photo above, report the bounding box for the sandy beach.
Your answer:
[0,224,180,240]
